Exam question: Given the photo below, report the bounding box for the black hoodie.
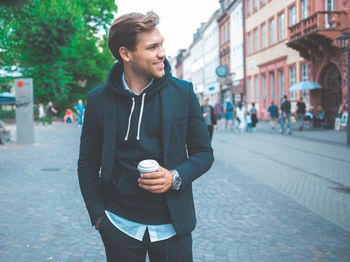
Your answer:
[103,59,171,225]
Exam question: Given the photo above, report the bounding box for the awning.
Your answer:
[289,81,322,92]
[0,92,15,105]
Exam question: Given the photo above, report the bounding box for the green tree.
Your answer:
[0,0,117,111]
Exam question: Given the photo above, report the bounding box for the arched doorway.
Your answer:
[319,63,342,128]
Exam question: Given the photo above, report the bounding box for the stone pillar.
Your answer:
[15,78,34,144]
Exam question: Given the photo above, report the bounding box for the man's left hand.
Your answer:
[138,166,173,193]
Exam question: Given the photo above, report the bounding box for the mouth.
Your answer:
[154,61,165,69]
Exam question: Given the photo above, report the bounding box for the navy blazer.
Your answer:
[78,77,214,236]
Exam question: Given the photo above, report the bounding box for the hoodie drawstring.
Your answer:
[136,93,146,141]
[124,97,135,141]
[124,93,146,141]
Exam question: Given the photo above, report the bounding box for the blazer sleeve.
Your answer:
[173,83,214,190]
[77,91,105,226]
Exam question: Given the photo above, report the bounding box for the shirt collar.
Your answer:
[122,72,153,96]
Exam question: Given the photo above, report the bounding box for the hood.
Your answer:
[105,58,172,142]
[106,58,172,98]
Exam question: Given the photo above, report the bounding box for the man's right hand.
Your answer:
[94,216,103,230]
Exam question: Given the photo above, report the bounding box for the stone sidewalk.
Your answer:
[1,122,350,261]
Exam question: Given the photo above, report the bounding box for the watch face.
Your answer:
[216,66,227,77]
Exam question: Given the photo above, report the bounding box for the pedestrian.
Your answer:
[296,97,306,131]
[76,99,85,127]
[201,97,216,141]
[64,108,74,123]
[267,101,279,129]
[224,98,234,130]
[236,102,247,132]
[36,103,46,126]
[214,98,224,129]
[250,102,258,128]
[77,11,214,262]
[246,111,253,132]
[46,101,57,125]
[280,95,292,134]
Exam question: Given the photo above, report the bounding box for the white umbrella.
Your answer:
[289,81,322,92]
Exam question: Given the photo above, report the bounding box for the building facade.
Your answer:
[287,0,350,128]
[245,0,304,118]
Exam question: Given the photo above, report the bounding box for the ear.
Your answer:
[119,46,132,62]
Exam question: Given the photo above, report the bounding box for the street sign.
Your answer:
[15,78,34,144]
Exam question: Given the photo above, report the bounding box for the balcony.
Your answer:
[287,11,349,60]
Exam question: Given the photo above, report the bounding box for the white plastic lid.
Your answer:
[137,159,159,173]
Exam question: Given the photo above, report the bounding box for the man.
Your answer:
[46,101,57,125]
[280,95,292,134]
[296,97,306,131]
[75,99,85,127]
[267,101,279,129]
[201,97,216,141]
[77,12,213,262]
[214,98,224,129]
[224,98,234,130]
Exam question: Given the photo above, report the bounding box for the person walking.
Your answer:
[76,99,85,127]
[250,102,258,128]
[224,98,234,130]
[267,101,279,129]
[77,11,214,262]
[214,98,224,129]
[46,101,57,125]
[280,95,292,134]
[296,97,306,131]
[236,102,247,132]
[201,97,216,141]
[36,103,46,126]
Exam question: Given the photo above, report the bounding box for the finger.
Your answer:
[138,178,166,186]
[138,183,165,192]
[140,172,163,179]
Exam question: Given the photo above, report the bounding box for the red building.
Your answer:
[287,0,350,128]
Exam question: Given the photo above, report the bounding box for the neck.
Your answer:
[123,66,152,94]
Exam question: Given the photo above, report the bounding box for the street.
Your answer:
[0,122,350,261]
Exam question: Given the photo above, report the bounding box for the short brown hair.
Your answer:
[108,11,160,61]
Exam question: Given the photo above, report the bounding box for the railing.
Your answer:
[288,11,349,41]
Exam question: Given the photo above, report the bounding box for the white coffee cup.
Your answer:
[137,159,159,175]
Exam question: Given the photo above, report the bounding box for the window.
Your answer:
[325,0,335,28]
[278,12,285,41]
[301,0,308,19]
[247,0,251,16]
[248,77,252,102]
[278,69,284,98]
[261,23,266,49]
[301,63,308,81]
[269,72,275,101]
[254,28,259,52]
[248,32,252,55]
[255,75,259,102]
[289,66,296,100]
[262,74,267,108]
[261,0,266,6]
[254,0,258,11]
[289,6,296,26]
[269,18,275,46]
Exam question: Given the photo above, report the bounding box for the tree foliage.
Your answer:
[0,0,117,111]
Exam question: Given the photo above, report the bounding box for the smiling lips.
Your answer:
[154,61,164,69]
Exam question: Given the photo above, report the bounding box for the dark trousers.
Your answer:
[207,125,213,141]
[98,215,193,262]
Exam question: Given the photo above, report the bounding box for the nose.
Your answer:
[158,46,166,59]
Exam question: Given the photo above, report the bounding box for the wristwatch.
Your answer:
[171,170,182,191]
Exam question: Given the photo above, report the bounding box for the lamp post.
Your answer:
[336,33,350,146]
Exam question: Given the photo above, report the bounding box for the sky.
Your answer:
[114,0,220,57]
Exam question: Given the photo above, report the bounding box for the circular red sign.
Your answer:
[17,80,24,88]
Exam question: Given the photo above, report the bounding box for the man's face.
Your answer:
[128,28,166,80]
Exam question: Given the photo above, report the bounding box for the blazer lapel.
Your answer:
[102,90,117,180]
[160,86,173,167]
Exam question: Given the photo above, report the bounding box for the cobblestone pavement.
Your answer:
[0,122,350,261]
